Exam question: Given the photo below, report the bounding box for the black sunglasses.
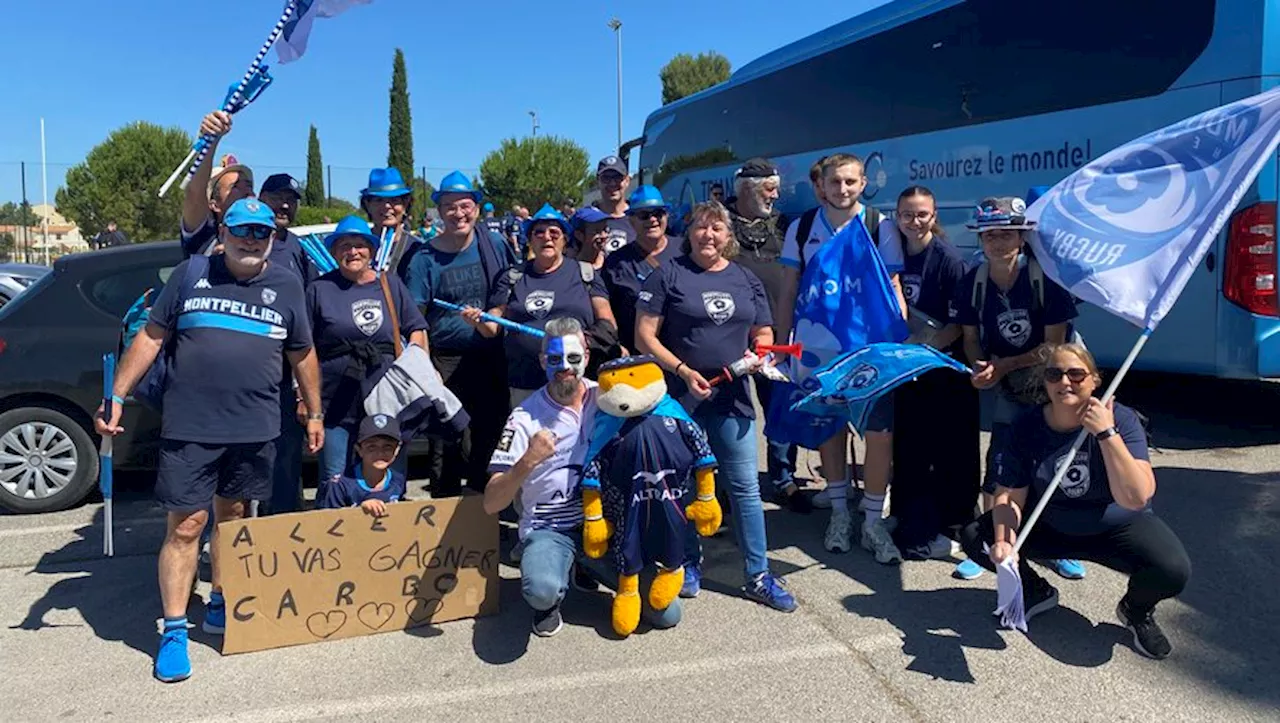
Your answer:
[1043,366,1090,384]
[635,209,667,220]
[227,225,273,240]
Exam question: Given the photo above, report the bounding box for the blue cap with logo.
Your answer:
[361,167,412,198]
[324,215,381,250]
[569,205,610,233]
[625,185,671,214]
[524,202,572,238]
[431,170,482,204]
[357,413,402,444]
[223,198,277,228]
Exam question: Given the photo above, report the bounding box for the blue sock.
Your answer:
[209,591,225,607]
[163,616,187,631]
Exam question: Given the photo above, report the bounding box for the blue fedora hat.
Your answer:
[431,170,483,204]
[323,215,381,250]
[625,185,671,214]
[523,203,572,238]
[361,168,412,198]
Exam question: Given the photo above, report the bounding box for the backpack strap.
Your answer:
[578,260,595,284]
[1027,255,1045,312]
[864,205,881,246]
[971,262,989,349]
[795,207,820,277]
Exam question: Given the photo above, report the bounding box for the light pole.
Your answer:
[608,18,622,151]
[529,110,539,137]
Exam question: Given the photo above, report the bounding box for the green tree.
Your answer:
[55,121,191,241]
[304,125,326,206]
[0,202,40,227]
[411,176,435,214]
[479,136,590,212]
[659,52,731,105]
[387,48,415,187]
[295,197,360,226]
[0,232,14,262]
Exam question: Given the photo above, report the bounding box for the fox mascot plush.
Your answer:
[581,355,722,637]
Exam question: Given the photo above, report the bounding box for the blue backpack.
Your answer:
[119,255,209,411]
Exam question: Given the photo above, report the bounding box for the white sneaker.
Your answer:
[861,518,903,565]
[824,508,853,553]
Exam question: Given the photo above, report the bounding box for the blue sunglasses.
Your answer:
[227,224,273,240]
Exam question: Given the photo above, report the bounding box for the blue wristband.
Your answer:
[110,395,125,406]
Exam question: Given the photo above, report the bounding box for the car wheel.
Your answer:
[0,407,99,513]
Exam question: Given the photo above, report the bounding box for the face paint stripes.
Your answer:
[545,335,587,381]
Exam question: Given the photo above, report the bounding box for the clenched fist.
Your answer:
[522,429,557,468]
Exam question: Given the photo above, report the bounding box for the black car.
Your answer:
[0,242,184,512]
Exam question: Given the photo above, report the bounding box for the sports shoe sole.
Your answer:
[1116,603,1170,660]
[532,616,563,638]
[154,669,191,683]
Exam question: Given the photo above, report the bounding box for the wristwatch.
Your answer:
[306,413,324,422]
[1094,426,1119,440]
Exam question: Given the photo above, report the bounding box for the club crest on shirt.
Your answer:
[997,308,1031,347]
[903,274,922,305]
[351,299,384,336]
[663,416,677,433]
[1047,449,1092,499]
[702,291,735,325]
[261,288,277,305]
[525,290,556,319]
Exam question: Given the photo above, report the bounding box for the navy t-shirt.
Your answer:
[901,238,969,351]
[319,469,408,509]
[993,402,1151,535]
[637,255,773,418]
[306,271,429,426]
[952,259,1078,359]
[148,255,312,444]
[489,260,609,390]
[602,239,682,352]
[407,239,489,352]
[602,216,636,255]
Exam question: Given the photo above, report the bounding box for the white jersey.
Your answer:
[781,206,903,273]
[488,380,598,540]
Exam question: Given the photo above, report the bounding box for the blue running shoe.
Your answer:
[743,572,797,612]
[154,626,191,683]
[680,563,701,599]
[202,595,226,635]
[1050,559,1086,580]
[954,558,985,580]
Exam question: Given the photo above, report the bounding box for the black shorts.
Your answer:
[156,439,276,510]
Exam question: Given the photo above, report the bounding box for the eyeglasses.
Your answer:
[898,211,934,222]
[227,225,273,240]
[1043,367,1090,383]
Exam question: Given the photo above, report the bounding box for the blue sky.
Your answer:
[0,0,886,207]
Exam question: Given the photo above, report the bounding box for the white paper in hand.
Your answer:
[994,556,1028,632]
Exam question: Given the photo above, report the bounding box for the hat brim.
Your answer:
[967,222,1037,231]
[324,230,381,248]
[362,187,413,199]
[626,202,671,215]
[524,218,572,238]
[208,164,253,196]
[431,189,483,204]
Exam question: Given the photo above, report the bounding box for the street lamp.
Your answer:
[529,110,539,137]
[608,18,622,151]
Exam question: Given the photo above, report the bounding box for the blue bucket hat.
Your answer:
[323,215,381,250]
[523,203,572,238]
[223,198,277,229]
[361,167,412,198]
[626,185,671,214]
[431,170,482,204]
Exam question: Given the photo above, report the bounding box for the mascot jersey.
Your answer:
[584,397,716,576]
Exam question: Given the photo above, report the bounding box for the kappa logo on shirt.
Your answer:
[997,308,1031,348]
[194,278,212,290]
[702,291,735,325]
[525,290,556,319]
[351,299,384,336]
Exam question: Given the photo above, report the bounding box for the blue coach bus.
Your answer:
[636,0,1280,380]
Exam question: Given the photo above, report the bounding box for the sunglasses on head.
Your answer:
[227,225,273,240]
[1043,366,1090,383]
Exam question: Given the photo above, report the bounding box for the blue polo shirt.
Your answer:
[319,469,408,509]
[602,238,682,351]
[148,255,312,444]
[951,259,1077,360]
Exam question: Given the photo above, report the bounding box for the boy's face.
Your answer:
[358,436,401,470]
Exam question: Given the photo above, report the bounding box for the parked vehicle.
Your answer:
[0,263,49,310]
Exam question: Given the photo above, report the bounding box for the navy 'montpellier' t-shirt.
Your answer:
[407,239,488,352]
[951,259,1077,360]
[637,255,773,418]
[149,255,312,444]
[901,237,969,352]
[319,469,408,509]
[994,402,1151,535]
[489,260,609,390]
[306,271,429,426]
[602,238,681,351]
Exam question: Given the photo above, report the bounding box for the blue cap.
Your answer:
[523,203,571,238]
[223,198,277,228]
[569,205,610,233]
[323,215,381,249]
[1025,185,1052,206]
[431,170,482,204]
[598,354,660,374]
[361,167,412,198]
[626,185,671,214]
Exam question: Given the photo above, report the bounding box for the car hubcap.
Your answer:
[0,422,78,500]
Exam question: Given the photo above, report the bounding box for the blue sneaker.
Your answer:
[1050,559,1086,580]
[954,558,985,580]
[743,572,797,612]
[154,626,191,683]
[202,596,226,634]
[680,563,701,598]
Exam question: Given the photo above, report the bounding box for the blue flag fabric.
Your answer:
[277,0,372,64]
[789,343,970,436]
[765,214,909,448]
[1026,85,1280,330]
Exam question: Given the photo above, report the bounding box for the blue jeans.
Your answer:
[319,423,409,497]
[520,529,681,628]
[686,413,770,580]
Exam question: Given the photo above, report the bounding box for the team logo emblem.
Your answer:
[702,291,735,325]
[261,288,277,305]
[663,416,677,433]
[246,201,261,213]
[373,414,389,429]
[525,290,556,319]
[1053,451,1092,498]
[997,309,1031,347]
[902,274,922,305]
[351,299,384,336]
[841,363,879,391]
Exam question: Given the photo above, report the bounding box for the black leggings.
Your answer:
[960,510,1191,613]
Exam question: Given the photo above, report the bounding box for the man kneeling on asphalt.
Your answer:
[96,199,324,683]
[483,317,682,636]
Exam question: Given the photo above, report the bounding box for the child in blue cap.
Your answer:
[319,414,408,516]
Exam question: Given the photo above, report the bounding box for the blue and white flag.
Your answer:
[277,0,372,64]
[1026,86,1280,330]
[765,216,909,447]
[790,343,969,435]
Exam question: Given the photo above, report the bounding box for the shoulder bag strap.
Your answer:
[379,272,403,358]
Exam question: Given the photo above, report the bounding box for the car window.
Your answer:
[85,262,179,318]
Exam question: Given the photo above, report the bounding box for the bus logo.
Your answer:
[862,152,887,201]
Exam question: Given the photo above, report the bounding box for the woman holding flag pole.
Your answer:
[359,167,422,277]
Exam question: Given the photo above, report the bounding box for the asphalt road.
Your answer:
[1,371,1278,722]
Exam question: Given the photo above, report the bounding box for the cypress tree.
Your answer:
[387,48,415,186]
[304,125,325,206]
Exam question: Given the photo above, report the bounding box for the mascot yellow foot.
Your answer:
[613,574,642,637]
[649,566,684,612]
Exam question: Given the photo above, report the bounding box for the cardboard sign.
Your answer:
[215,496,499,654]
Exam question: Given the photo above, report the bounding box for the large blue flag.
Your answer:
[765,214,909,448]
[1026,85,1280,330]
[277,0,372,64]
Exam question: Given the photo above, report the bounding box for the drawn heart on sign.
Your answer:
[357,602,395,631]
[305,610,347,639]
[404,597,442,624]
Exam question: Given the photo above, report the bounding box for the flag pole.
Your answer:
[100,352,116,557]
[1011,328,1152,554]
